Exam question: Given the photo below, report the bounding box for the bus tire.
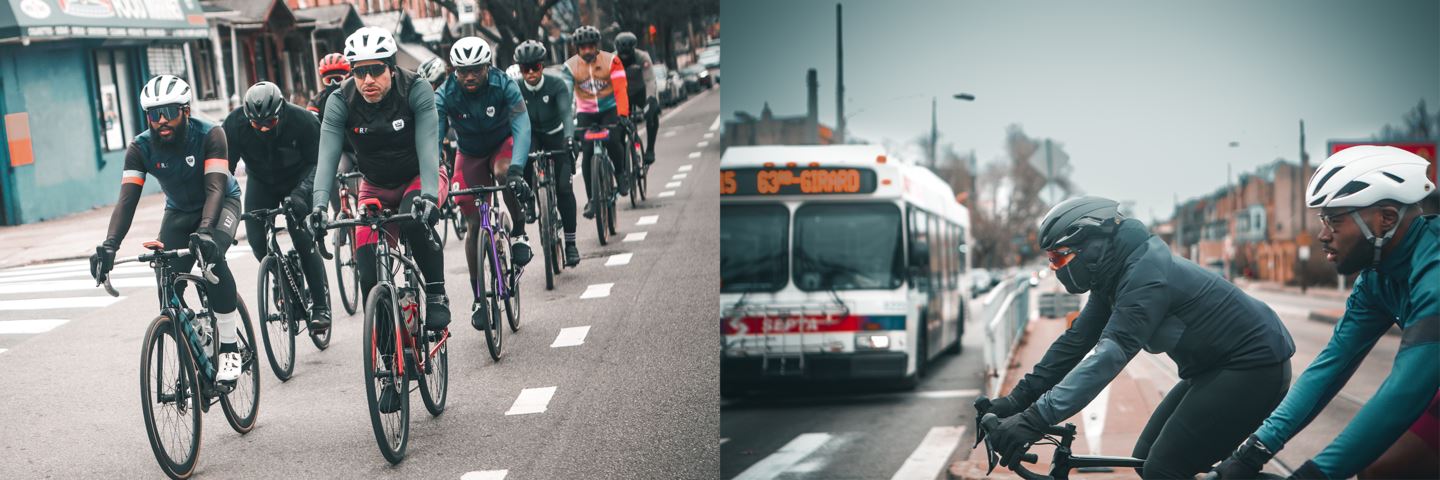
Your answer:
[945,315,963,355]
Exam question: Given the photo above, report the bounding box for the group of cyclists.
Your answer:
[86,23,664,455]
[982,145,1437,479]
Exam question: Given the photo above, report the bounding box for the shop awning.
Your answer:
[0,0,209,42]
[294,4,361,33]
[395,41,438,72]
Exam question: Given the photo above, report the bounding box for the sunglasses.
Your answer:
[249,116,280,129]
[520,63,544,74]
[145,105,184,123]
[1047,247,1079,270]
[455,65,488,77]
[352,64,389,80]
[322,74,346,86]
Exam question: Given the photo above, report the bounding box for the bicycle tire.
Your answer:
[139,314,202,480]
[256,256,296,381]
[635,139,648,202]
[592,149,610,246]
[333,207,360,316]
[549,185,563,275]
[220,299,260,434]
[363,283,409,464]
[481,228,504,361]
[537,181,557,290]
[309,304,332,351]
[416,328,448,417]
[498,232,521,333]
[628,137,639,209]
[602,152,618,236]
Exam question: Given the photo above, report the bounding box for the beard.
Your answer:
[581,52,598,63]
[1333,241,1376,275]
[156,120,186,146]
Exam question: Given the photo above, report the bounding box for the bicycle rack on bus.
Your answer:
[724,293,850,377]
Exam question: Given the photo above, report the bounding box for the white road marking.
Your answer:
[460,470,509,480]
[678,164,693,172]
[890,426,967,480]
[659,191,675,198]
[665,181,682,189]
[623,232,648,242]
[505,386,557,415]
[605,253,633,266]
[0,296,125,311]
[688,152,701,159]
[663,130,677,138]
[660,95,694,122]
[581,283,613,299]
[637,215,659,226]
[672,173,688,180]
[914,388,982,399]
[710,115,721,131]
[0,276,152,295]
[0,319,69,335]
[0,265,150,284]
[721,437,730,445]
[0,261,100,278]
[703,132,714,139]
[0,349,6,354]
[551,326,591,347]
[697,141,710,148]
[733,433,833,480]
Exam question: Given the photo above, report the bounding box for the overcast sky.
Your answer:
[720,0,1440,222]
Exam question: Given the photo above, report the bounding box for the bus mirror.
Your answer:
[910,241,930,267]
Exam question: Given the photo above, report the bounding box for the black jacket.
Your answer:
[222,102,320,188]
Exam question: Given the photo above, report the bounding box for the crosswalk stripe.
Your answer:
[710,115,720,131]
[551,326,590,347]
[733,433,833,480]
[623,232,647,242]
[889,426,966,480]
[580,283,613,299]
[0,265,150,284]
[658,191,675,198]
[0,348,6,354]
[0,319,69,334]
[637,215,659,226]
[605,253,633,266]
[505,387,557,415]
[0,277,152,295]
[460,470,508,480]
[0,296,125,311]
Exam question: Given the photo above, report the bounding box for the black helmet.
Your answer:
[572,26,601,46]
[1037,196,1122,250]
[513,40,548,64]
[242,81,284,120]
[615,32,638,53]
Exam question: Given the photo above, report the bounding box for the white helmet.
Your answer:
[344,26,397,63]
[418,57,448,84]
[450,36,493,67]
[505,64,522,81]
[1306,145,1435,209]
[140,75,191,109]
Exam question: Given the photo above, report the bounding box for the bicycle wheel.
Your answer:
[480,229,504,361]
[333,209,360,316]
[309,298,332,351]
[139,314,202,480]
[256,256,296,381]
[628,137,640,209]
[548,187,564,275]
[221,299,260,434]
[416,329,448,417]
[363,284,409,464]
[603,156,618,236]
[634,139,648,202]
[537,181,557,290]
[497,232,521,333]
[591,150,610,246]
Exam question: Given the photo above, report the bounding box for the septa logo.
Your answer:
[185,155,195,167]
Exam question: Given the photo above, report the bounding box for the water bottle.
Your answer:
[398,289,416,332]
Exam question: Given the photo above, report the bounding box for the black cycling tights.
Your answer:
[1132,360,1292,479]
[532,133,576,234]
[244,176,328,304]
[576,110,627,198]
[160,197,241,315]
[354,190,446,305]
[644,97,659,155]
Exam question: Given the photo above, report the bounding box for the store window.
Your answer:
[94,49,139,152]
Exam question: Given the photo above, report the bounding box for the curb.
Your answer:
[0,232,252,270]
[1309,308,1402,336]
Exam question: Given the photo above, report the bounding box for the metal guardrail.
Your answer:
[980,275,1033,398]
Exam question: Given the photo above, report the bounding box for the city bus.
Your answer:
[720,145,971,395]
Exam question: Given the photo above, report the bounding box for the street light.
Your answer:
[842,92,975,169]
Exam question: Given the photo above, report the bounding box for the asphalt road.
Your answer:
[0,87,721,479]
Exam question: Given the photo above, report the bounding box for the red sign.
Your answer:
[1328,141,1438,187]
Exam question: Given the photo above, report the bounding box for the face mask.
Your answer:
[1055,237,1108,294]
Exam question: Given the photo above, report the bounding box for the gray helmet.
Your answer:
[572,26,601,46]
[513,40,548,65]
[615,32,638,53]
[242,81,285,120]
[1037,196,1122,250]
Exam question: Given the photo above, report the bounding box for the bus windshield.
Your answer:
[793,203,904,291]
[721,204,790,293]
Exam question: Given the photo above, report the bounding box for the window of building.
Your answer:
[94,49,139,152]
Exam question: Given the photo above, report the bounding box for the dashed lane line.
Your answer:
[697,141,710,148]
[665,181,682,189]
[659,191,675,198]
[637,215,659,226]
[460,471,508,480]
[505,387,557,415]
[0,319,70,334]
[550,326,590,348]
[623,232,647,242]
[678,165,693,172]
[688,152,701,159]
[605,253,633,266]
[580,283,613,299]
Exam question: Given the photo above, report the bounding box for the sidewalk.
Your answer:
[1232,278,1349,301]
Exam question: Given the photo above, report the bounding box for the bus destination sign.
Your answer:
[721,167,878,196]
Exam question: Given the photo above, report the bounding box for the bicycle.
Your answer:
[329,170,364,316]
[100,238,259,479]
[582,124,620,245]
[973,395,1145,480]
[625,113,649,206]
[450,183,524,361]
[529,147,571,290]
[319,197,449,464]
[241,197,330,382]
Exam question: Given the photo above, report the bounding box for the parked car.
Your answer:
[681,65,711,92]
[662,70,686,106]
[970,268,1000,297]
[699,47,720,85]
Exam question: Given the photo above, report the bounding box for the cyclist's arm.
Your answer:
[610,55,630,117]
[558,76,575,139]
[1253,280,1391,455]
[1009,295,1110,407]
[1030,271,1166,425]
[293,108,322,200]
[407,78,440,199]
[198,127,232,230]
[435,84,450,145]
[1309,261,1440,478]
[220,111,244,175]
[640,51,657,101]
[504,78,531,169]
[103,144,148,247]
[312,89,348,210]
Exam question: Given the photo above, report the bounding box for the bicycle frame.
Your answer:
[974,399,1146,480]
[246,200,312,321]
[450,186,513,303]
[110,246,225,393]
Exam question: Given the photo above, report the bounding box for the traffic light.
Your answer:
[648,25,657,42]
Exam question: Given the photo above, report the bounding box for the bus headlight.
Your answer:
[855,334,891,350]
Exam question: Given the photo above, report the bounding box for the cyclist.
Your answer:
[614,31,659,166]
[223,81,331,330]
[89,75,246,382]
[985,196,1296,479]
[1215,146,1438,480]
[307,26,451,333]
[513,40,581,267]
[435,36,534,331]
[310,52,357,214]
[562,25,632,219]
[418,57,458,176]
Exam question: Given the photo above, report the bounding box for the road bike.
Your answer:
[451,183,524,361]
[624,114,649,207]
[329,170,364,316]
[582,125,620,245]
[241,197,330,381]
[529,147,571,290]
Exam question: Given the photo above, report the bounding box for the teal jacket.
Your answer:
[1254,214,1439,478]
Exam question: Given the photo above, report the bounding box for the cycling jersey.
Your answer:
[1254,214,1440,479]
[105,117,240,247]
[309,83,353,154]
[311,69,441,209]
[517,72,575,138]
[563,51,630,116]
[222,102,319,188]
[1016,219,1296,427]
[435,67,531,168]
[617,49,656,104]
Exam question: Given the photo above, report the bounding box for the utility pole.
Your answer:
[930,96,938,169]
[1299,120,1309,292]
[835,3,845,144]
